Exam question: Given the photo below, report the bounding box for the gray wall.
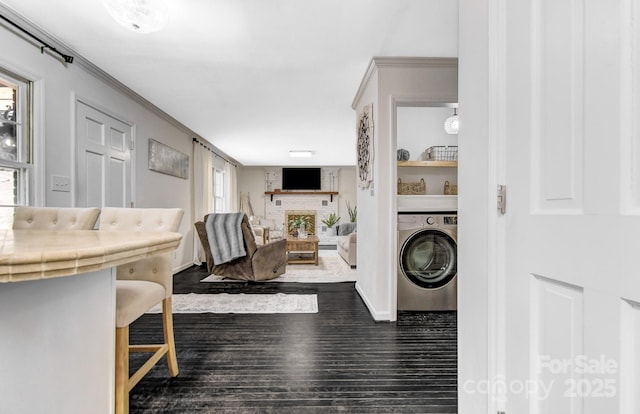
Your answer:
[1,12,196,271]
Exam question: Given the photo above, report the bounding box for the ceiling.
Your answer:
[1,0,458,166]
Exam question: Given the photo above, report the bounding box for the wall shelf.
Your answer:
[397,194,458,212]
[397,160,458,167]
[265,191,339,202]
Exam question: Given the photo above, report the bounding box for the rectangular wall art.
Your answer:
[148,138,189,179]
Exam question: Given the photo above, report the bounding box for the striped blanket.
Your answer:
[205,213,246,264]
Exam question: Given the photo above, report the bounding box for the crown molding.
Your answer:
[372,56,458,68]
[0,3,239,166]
[352,57,458,109]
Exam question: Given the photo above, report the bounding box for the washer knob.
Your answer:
[425,216,435,225]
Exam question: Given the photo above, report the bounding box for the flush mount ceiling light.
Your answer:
[444,108,459,135]
[289,150,314,158]
[102,0,169,33]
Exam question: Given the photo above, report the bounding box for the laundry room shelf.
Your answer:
[397,195,458,212]
[397,160,457,167]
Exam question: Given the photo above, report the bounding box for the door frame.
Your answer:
[458,0,505,412]
[391,97,460,319]
[71,93,136,208]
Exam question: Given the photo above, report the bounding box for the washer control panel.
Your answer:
[398,213,457,231]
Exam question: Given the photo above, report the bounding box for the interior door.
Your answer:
[76,100,132,208]
[501,0,640,413]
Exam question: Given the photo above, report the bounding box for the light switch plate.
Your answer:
[51,175,70,192]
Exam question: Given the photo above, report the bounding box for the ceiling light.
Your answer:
[444,108,459,135]
[102,0,169,34]
[289,150,313,158]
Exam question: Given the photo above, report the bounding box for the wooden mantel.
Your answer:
[265,191,339,202]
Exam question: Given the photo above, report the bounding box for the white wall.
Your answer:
[458,0,491,412]
[352,65,382,318]
[237,167,267,215]
[237,166,357,225]
[0,11,200,271]
[397,107,458,195]
[352,58,458,321]
[337,167,356,222]
[397,106,459,161]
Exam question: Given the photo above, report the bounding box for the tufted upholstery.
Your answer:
[115,280,165,327]
[99,207,183,232]
[98,207,184,414]
[12,206,100,230]
[100,207,183,298]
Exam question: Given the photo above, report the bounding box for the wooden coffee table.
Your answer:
[286,235,319,265]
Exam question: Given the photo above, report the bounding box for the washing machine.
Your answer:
[397,213,457,311]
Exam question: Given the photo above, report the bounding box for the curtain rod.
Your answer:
[193,138,237,167]
[0,14,74,64]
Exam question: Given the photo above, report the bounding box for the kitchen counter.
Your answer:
[0,229,182,282]
[0,229,183,414]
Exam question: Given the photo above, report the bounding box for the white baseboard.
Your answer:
[173,262,194,274]
[355,282,393,321]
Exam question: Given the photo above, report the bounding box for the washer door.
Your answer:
[399,229,457,289]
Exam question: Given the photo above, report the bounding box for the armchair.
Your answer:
[194,214,287,281]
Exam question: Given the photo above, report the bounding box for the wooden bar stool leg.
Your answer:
[162,297,179,377]
[115,326,129,414]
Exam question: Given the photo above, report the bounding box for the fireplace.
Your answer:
[285,210,316,235]
[263,191,338,241]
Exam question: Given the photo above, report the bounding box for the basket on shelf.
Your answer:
[443,180,458,195]
[397,178,426,195]
[424,146,458,161]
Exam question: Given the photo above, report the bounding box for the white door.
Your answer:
[76,101,132,208]
[501,0,640,413]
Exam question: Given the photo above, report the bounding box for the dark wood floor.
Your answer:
[128,265,458,413]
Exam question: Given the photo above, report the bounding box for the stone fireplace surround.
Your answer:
[260,167,340,244]
[264,194,338,242]
[285,210,317,235]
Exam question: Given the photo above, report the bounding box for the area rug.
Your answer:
[147,293,318,314]
[200,251,356,283]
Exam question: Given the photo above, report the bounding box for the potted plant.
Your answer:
[346,201,357,223]
[288,215,310,238]
[321,212,341,236]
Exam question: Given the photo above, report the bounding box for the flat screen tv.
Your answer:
[281,168,322,190]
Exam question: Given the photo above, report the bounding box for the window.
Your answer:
[0,69,32,228]
[213,168,225,213]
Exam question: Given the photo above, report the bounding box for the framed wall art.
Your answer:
[356,103,374,189]
[148,138,189,179]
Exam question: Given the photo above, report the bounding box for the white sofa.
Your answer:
[336,223,357,267]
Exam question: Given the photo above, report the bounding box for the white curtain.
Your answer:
[226,162,238,212]
[192,141,214,265]
[239,192,254,218]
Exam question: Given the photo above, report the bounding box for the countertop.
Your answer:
[0,229,182,283]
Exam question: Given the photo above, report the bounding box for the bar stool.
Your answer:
[99,207,183,414]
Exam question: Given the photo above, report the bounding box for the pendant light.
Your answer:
[444,108,459,135]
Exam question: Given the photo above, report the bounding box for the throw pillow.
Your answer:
[338,222,357,236]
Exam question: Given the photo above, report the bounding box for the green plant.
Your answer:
[346,201,357,222]
[321,212,340,228]
[288,215,310,232]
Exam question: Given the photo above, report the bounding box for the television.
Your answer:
[281,168,322,190]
